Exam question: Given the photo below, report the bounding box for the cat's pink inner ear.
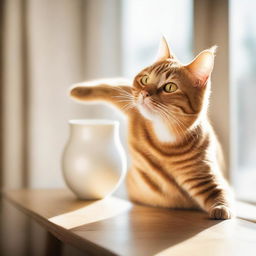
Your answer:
[186,47,216,88]
[155,36,175,62]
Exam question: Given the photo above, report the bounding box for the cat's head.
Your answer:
[132,37,216,129]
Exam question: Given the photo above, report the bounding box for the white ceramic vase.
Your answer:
[62,119,127,200]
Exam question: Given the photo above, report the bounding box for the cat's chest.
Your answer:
[129,121,176,162]
[152,120,176,143]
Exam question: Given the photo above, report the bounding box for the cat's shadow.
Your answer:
[70,203,221,256]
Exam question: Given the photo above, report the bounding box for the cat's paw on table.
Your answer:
[209,205,233,220]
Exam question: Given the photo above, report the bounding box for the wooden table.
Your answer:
[3,189,256,256]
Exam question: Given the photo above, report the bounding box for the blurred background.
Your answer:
[0,0,255,255]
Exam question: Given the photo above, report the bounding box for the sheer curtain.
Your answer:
[1,0,122,255]
[1,0,122,190]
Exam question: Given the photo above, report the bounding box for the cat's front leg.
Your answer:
[175,166,234,220]
[201,182,234,219]
[69,78,134,114]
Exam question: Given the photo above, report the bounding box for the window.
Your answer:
[230,0,256,201]
[122,0,193,78]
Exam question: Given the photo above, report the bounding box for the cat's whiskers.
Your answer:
[114,87,197,143]
[150,99,183,131]
[150,99,193,144]
[157,110,182,142]
[155,101,197,142]
[168,111,192,144]
[168,108,199,143]
[120,100,136,112]
[166,109,197,144]
[122,103,135,112]
[149,99,184,142]
[113,87,133,98]
[112,87,136,113]
[163,105,199,142]
[115,99,134,102]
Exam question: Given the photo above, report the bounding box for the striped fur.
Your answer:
[69,48,234,220]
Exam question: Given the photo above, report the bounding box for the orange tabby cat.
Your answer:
[70,37,234,219]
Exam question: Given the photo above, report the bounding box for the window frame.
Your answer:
[194,0,231,180]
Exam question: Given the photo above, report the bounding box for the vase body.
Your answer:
[62,119,127,199]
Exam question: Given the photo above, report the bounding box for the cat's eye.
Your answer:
[140,75,149,85]
[163,82,178,93]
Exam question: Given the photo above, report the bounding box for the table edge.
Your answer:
[3,190,118,256]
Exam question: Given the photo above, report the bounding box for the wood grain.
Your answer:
[3,189,256,256]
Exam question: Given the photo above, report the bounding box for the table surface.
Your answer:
[4,189,256,256]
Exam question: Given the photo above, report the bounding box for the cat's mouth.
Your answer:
[136,96,159,120]
[137,96,153,110]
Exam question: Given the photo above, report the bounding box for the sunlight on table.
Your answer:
[48,196,132,229]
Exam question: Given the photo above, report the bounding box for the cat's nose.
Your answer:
[141,90,150,98]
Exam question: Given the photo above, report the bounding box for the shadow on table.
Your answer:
[69,204,221,256]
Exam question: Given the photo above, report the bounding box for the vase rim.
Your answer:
[69,119,119,126]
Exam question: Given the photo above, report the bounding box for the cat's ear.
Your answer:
[155,36,175,62]
[186,46,217,88]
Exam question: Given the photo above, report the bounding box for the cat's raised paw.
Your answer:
[209,205,233,220]
[70,87,92,99]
